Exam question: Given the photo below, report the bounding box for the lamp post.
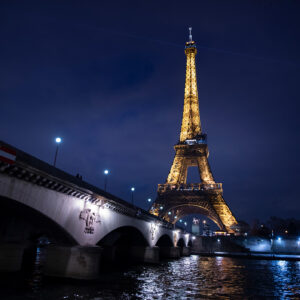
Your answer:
[147,198,152,210]
[131,187,135,205]
[104,169,109,191]
[53,137,62,167]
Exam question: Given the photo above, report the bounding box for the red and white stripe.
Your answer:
[0,145,16,164]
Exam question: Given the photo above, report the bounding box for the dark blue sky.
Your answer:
[1,1,299,225]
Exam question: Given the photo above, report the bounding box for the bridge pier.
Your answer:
[0,243,25,272]
[159,246,181,259]
[44,245,102,280]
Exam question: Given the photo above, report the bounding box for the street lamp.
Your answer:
[53,137,62,167]
[147,198,152,210]
[131,187,135,205]
[104,169,109,191]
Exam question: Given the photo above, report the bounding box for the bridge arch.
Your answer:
[97,226,149,247]
[0,195,77,246]
[0,175,97,245]
[164,204,224,230]
[155,234,173,247]
[97,226,149,267]
[177,237,186,248]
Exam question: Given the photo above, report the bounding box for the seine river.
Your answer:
[1,255,300,299]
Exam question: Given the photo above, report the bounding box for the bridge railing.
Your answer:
[157,183,222,193]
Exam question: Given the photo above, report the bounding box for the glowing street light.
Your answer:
[131,187,135,205]
[103,169,109,191]
[147,198,153,210]
[53,137,62,167]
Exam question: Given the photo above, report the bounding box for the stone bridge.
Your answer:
[0,141,194,279]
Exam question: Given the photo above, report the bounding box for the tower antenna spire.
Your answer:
[189,27,192,42]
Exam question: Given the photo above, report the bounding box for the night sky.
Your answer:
[1,1,300,226]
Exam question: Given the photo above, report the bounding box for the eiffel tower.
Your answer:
[151,28,238,233]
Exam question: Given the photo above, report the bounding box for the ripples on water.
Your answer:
[1,255,300,299]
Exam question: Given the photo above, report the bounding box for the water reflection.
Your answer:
[1,256,300,299]
[271,260,300,298]
[27,247,46,293]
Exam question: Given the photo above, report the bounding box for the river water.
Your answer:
[1,255,300,299]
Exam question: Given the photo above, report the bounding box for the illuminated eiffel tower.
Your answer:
[151,28,238,233]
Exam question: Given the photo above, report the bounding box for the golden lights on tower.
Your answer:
[151,28,238,233]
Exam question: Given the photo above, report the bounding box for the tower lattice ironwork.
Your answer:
[150,28,238,233]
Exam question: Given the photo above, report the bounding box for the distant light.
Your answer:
[168,211,171,215]
[160,206,163,210]
[147,198,151,202]
[174,216,177,219]
[104,169,109,175]
[184,222,187,226]
[277,237,282,242]
[192,236,196,240]
[55,137,62,143]
[179,219,183,223]
[131,187,135,191]
[203,220,206,224]
[285,230,288,234]
[217,239,220,242]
